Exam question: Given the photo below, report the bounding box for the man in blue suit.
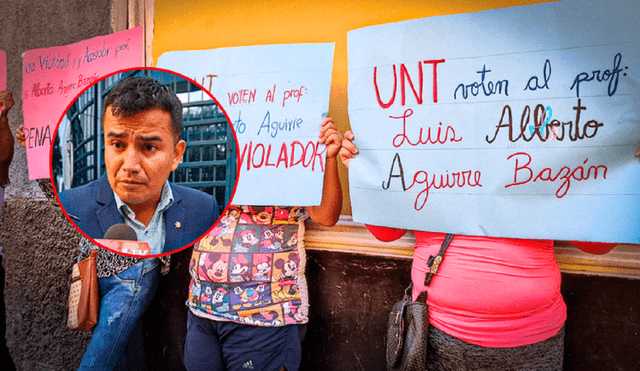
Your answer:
[59,76,218,254]
[58,76,218,370]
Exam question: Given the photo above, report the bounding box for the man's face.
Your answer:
[103,107,185,214]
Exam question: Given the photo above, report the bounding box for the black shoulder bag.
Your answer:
[386,233,454,371]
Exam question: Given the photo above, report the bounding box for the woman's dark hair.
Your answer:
[102,76,183,142]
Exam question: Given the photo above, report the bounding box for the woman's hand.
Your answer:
[339,130,359,169]
[15,124,26,148]
[318,117,343,159]
[0,91,14,116]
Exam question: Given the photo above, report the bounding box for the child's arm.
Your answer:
[307,117,343,227]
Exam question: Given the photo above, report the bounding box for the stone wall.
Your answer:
[0,1,112,369]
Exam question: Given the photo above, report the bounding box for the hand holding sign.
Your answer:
[339,130,358,169]
[14,125,25,149]
[318,117,343,159]
[0,91,13,116]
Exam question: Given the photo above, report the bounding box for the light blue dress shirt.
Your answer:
[113,180,174,256]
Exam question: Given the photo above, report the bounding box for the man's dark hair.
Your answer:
[102,76,183,142]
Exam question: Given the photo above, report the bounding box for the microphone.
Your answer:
[95,223,151,256]
[103,223,138,241]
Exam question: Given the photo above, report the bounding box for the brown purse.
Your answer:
[67,249,99,331]
[386,233,454,371]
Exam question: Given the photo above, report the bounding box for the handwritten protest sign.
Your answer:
[0,51,6,91]
[158,43,335,206]
[0,51,5,116]
[22,27,143,179]
[347,0,640,243]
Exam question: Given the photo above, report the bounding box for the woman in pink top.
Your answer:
[340,131,617,370]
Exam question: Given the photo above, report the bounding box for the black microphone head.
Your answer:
[103,224,138,241]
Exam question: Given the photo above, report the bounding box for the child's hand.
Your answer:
[15,124,26,148]
[339,131,358,169]
[319,117,343,159]
[0,91,14,116]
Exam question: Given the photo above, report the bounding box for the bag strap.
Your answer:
[415,233,454,302]
[89,249,99,259]
[424,233,454,287]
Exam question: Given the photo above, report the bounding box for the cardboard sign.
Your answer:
[22,27,144,179]
[0,51,6,91]
[347,0,640,243]
[158,43,335,206]
[0,50,5,116]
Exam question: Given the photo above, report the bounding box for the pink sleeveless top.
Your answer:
[411,231,566,348]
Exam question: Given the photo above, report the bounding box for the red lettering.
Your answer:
[239,141,253,171]
[391,108,462,147]
[400,63,423,106]
[252,143,265,168]
[373,65,397,109]
[373,59,445,109]
[290,141,305,167]
[276,143,288,168]
[227,89,257,106]
[303,142,315,168]
[311,141,325,172]
[265,144,276,167]
[504,152,533,188]
[237,140,328,172]
[424,59,445,103]
[505,153,608,198]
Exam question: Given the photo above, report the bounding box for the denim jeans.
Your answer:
[79,259,161,371]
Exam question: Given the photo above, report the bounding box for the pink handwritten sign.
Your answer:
[22,27,143,179]
[0,51,6,90]
[1,50,5,117]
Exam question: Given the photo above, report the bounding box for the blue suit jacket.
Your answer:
[59,176,219,254]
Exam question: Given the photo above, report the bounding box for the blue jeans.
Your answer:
[79,259,161,371]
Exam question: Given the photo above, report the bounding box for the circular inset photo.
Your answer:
[51,67,238,257]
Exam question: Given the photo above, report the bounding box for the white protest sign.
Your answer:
[159,43,335,206]
[348,0,639,243]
